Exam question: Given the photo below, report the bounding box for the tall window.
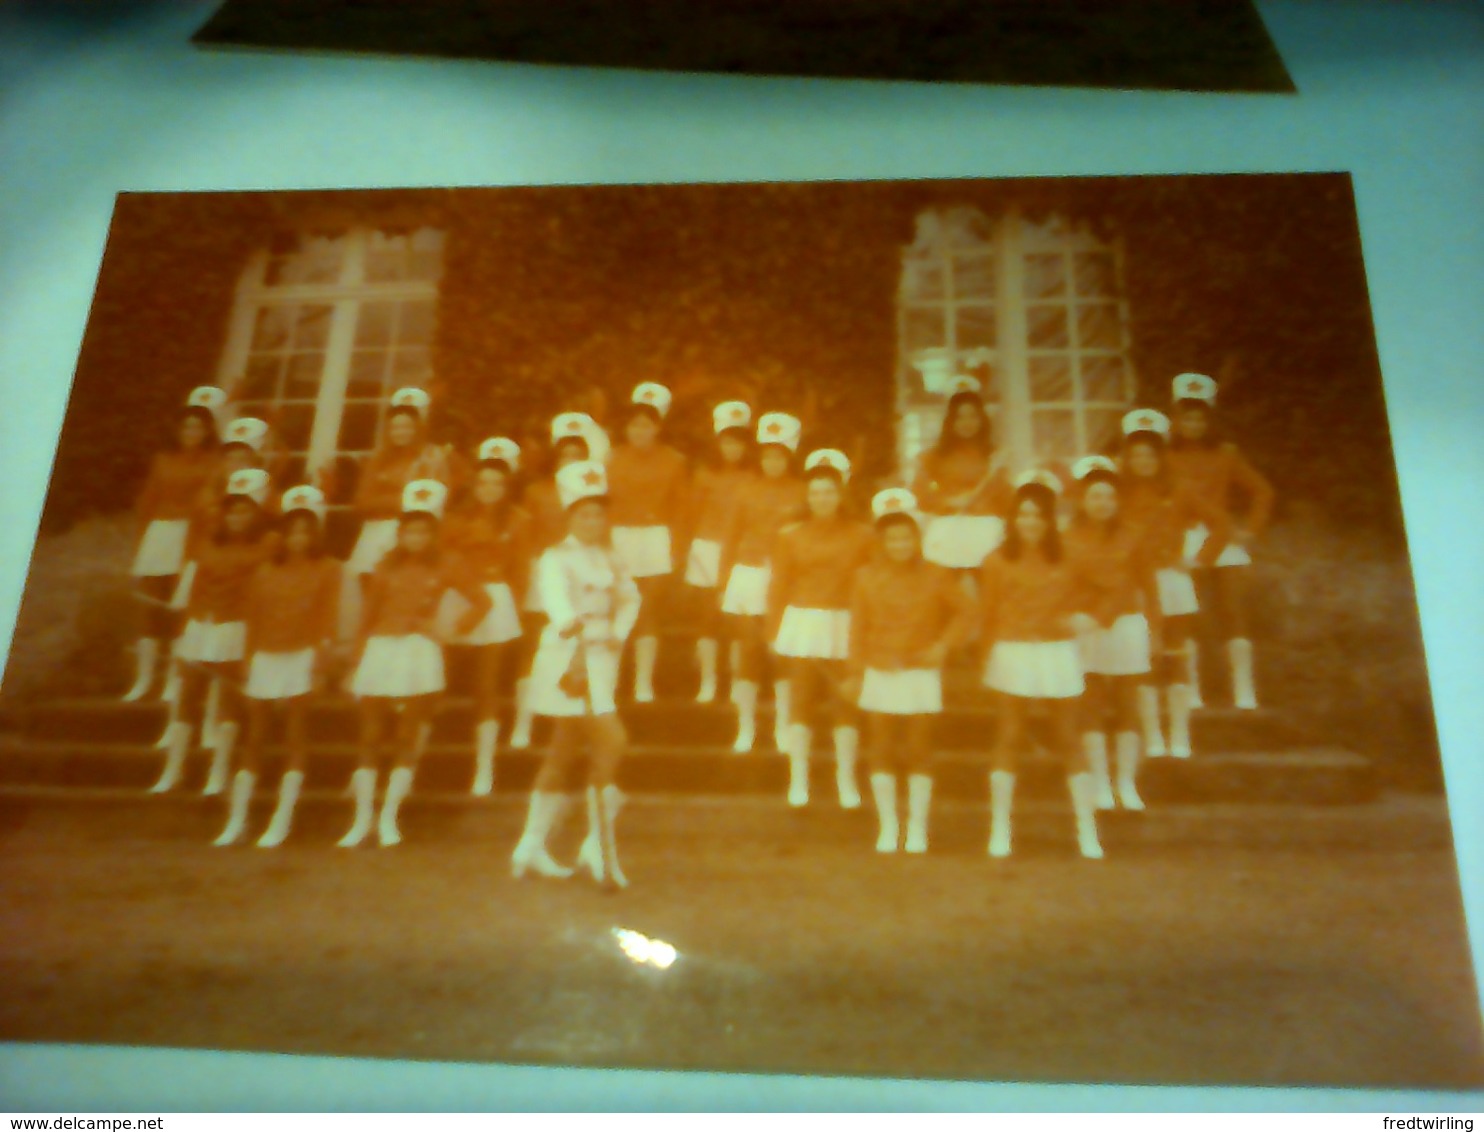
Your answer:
[217,227,444,502]
[897,207,1135,476]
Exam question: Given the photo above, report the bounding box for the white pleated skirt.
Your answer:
[347,519,400,576]
[1077,612,1153,677]
[1184,523,1252,568]
[351,633,445,698]
[177,618,247,664]
[245,648,315,700]
[922,514,1005,570]
[130,519,191,578]
[984,640,1084,699]
[774,607,851,660]
[1156,568,1200,617]
[859,668,943,715]
[611,525,672,578]
[720,563,770,616]
[527,628,622,717]
[684,538,723,588]
[450,582,522,646]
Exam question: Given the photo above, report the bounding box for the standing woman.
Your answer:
[510,460,641,888]
[214,485,341,848]
[606,382,689,703]
[850,488,973,854]
[151,469,276,797]
[442,437,531,796]
[912,376,1013,580]
[719,412,806,754]
[1064,456,1162,814]
[340,480,492,849]
[980,472,1103,861]
[193,417,273,539]
[124,386,224,702]
[345,387,457,588]
[684,401,755,705]
[1167,373,1275,710]
[767,449,875,810]
[509,411,608,749]
[1118,409,1231,759]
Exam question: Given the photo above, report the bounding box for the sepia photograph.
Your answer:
[0,172,1479,1089]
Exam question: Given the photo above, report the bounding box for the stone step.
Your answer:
[0,736,1377,805]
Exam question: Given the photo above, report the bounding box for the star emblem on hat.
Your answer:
[412,485,434,503]
[765,421,782,436]
[728,407,746,423]
[581,468,603,488]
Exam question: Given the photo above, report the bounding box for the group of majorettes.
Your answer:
[123,369,1271,878]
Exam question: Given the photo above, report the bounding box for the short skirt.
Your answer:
[611,525,672,579]
[859,668,943,715]
[351,633,445,698]
[721,563,770,617]
[1077,612,1153,677]
[684,538,724,589]
[984,639,1084,699]
[774,607,851,661]
[177,618,247,665]
[922,514,1005,570]
[451,582,522,646]
[130,519,191,578]
[347,518,400,576]
[1156,568,1200,617]
[245,648,316,700]
[1184,523,1252,569]
[527,627,622,717]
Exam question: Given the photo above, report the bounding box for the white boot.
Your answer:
[731,679,758,754]
[905,774,933,854]
[1229,638,1258,710]
[988,769,1015,858]
[728,640,741,695]
[869,772,899,853]
[160,645,182,706]
[472,720,499,796]
[576,784,628,888]
[1082,731,1115,810]
[834,725,862,809]
[633,635,658,703]
[1114,730,1145,811]
[213,769,256,846]
[378,766,414,847]
[337,767,378,848]
[1069,772,1105,859]
[201,678,221,751]
[1186,640,1204,709]
[149,722,192,793]
[1167,684,1193,758]
[509,678,534,749]
[1137,683,1166,757]
[257,770,304,848]
[511,791,575,878]
[155,670,181,749]
[772,679,792,751]
[695,638,718,703]
[122,638,159,702]
[203,720,237,796]
[787,723,812,807]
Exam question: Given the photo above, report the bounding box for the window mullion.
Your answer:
[305,299,360,484]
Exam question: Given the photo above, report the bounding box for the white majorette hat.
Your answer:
[550,411,610,463]
[390,387,432,416]
[222,417,269,453]
[280,484,327,522]
[1013,468,1063,496]
[1172,372,1218,405]
[401,479,448,520]
[945,375,982,397]
[556,459,608,510]
[871,487,920,526]
[631,382,672,418]
[804,448,851,483]
[756,412,801,453]
[186,386,227,421]
[1121,408,1171,438]
[712,400,752,434]
[477,436,521,472]
[1072,455,1119,482]
[225,467,271,507]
